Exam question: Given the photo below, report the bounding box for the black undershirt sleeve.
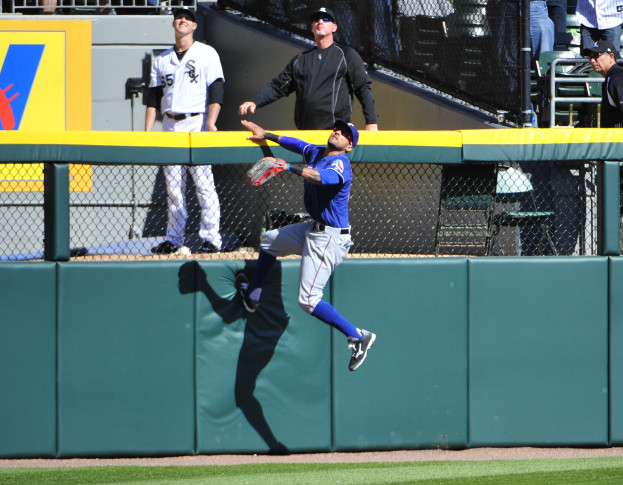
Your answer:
[208,78,225,105]
[145,86,162,110]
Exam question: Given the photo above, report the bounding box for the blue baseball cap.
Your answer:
[334,119,359,148]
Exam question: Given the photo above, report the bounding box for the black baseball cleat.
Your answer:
[348,329,376,371]
[235,273,260,313]
[151,240,179,254]
[197,241,220,253]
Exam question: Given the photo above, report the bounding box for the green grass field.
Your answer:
[2,457,623,485]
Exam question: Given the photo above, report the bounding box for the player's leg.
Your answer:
[238,222,308,312]
[190,164,222,252]
[188,114,222,252]
[298,230,359,337]
[152,117,186,253]
[163,164,188,249]
[299,229,376,371]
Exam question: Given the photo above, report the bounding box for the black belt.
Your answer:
[165,112,202,121]
[314,222,350,235]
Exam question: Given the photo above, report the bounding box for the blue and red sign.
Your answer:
[0,44,44,130]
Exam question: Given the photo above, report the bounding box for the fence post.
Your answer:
[597,161,621,256]
[44,163,70,262]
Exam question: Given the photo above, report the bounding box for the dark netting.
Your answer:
[0,160,599,261]
[216,0,522,121]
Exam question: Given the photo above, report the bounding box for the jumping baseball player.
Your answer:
[146,8,224,254]
[237,119,376,372]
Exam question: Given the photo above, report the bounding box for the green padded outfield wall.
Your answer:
[56,262,196,457]
[0,258,620,456]
[332,259,469,450]
[0,263,57,458]
[610,257,623,444]
[192,260,332,454]
[468,258,608,446]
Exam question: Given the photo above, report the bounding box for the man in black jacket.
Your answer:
[238,7,378,131]
[588,40,623,127]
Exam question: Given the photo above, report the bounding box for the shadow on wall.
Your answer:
[177,261,290,454]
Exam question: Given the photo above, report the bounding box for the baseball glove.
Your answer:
[247,157,286,187]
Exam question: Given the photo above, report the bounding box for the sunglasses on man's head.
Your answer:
[313,16,332,22]
[589,52,607,59]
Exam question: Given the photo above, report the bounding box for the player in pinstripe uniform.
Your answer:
[236,118,376,372]
[146,8,225,254]
[576,0,623,52]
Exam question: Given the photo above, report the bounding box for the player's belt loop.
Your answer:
[165,112,203,121]
[314,221,350,235]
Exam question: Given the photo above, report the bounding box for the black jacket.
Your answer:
[601,64,623,128]
[252,43,377,129]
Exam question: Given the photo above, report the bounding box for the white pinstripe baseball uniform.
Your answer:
[149,41,224,250]
[577,0,623,30]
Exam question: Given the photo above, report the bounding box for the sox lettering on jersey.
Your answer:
[149,41,223,115]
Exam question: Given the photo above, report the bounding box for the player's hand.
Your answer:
[241,119,266,141]
[239,101,256,115]
[365,123,378,131]
[206,122,218,132]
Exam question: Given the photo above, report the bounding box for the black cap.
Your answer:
[173,8,196,22]
[585,40,620,59]
[311,7,335,23]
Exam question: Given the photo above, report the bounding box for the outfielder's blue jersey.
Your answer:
[280,136,352,228]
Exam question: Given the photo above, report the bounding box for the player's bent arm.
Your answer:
[365,123,378,131]
[145,106,158,132]
[301,167,322,184]
[205,103,221,131]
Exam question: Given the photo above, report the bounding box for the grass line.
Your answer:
[2,457,623,485]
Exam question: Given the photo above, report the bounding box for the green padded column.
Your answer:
[469,257,608,446]
[598,161,621,256]
[0,263,57,458]
[57,262,195,456]
[44,163,70,262]
[609,257,623,443]
[193,260,331,454]
[332,259,468,450]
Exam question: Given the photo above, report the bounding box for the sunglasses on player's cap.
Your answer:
[311,7,335,23]
[333,119,359,148]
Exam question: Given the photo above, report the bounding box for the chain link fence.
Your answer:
[216,0,521,123]
[0,160,599,261]
[6,0,195,14]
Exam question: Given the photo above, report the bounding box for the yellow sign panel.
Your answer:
[0,20,92,192]
[0,163,91,192]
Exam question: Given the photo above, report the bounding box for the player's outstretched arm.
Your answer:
[241,119,276,142]
[239,101,257,115]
